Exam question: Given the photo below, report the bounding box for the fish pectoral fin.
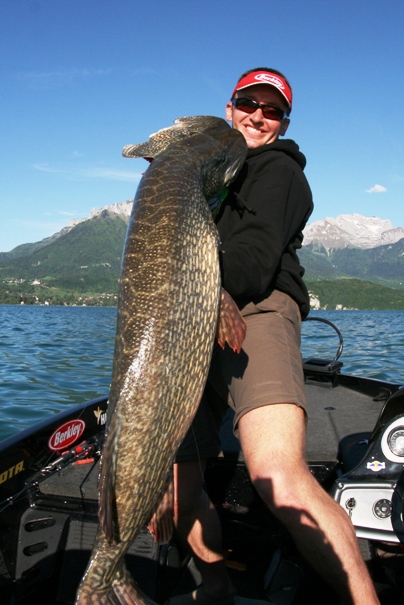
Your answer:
[147,470,174,545]
[99,411,121,545]
[216,288,247,354]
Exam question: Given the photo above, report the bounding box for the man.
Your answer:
[171,68,380,605]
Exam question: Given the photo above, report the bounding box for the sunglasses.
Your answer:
[231,97,288,121]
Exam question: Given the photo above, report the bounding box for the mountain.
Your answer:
[0,200,133,262]
[302,213,404,250]
[0,205,403,308]
[300,214,404,291]
[0,208,128,305]
[299,238,404,286]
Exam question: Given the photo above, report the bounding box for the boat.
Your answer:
[0,317,403,604]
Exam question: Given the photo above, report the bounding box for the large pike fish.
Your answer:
[75,116,247,605]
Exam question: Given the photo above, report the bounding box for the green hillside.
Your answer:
[300,239,404,289]
[306,279,404,310]
[0,210,403,309]
[0,211,127,306]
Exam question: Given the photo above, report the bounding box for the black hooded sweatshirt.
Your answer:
[216,138,313,319]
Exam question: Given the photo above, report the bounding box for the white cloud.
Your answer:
[33,163,141,182]
[366,184,387,194]
[16,68,111,89]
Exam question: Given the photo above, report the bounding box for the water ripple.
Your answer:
[0,305,403,441]
[302,310,404,383]
[0,305,117,440]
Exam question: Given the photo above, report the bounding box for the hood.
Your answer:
[247,139,307,170]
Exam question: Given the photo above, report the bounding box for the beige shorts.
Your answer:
[176,290,306,462]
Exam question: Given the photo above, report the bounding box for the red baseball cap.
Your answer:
[232,70,292,110]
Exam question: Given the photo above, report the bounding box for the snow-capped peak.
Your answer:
[303,213,404,250]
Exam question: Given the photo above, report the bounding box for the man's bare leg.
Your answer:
[173,461,235,601]
[238,403,380,605]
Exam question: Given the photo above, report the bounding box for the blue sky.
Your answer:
[1,0,404,252]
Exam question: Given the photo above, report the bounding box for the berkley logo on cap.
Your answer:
[255,73,285,88]
[232,70,292,109]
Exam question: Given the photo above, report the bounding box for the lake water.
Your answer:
[0,305,403,442]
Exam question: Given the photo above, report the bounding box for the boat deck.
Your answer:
[37,378,386,505]
[218,379,385,469]
[3,372,399,605]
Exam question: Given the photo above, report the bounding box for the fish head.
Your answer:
[175,117,248,186]
[187,120,247,198]
[122,116,246,171]
[122,115,247,199]
[220,128,248,186]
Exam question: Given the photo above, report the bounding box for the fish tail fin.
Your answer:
[112,565,158,604]
[122,141,157,160]
[75,564,157,605]
[147,468,174,544]
[75,586,117,604]
[216,288,247,354]
[122,116,226,161]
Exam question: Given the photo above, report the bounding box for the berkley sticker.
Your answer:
[367,460,386,472]
[48,419,85,451]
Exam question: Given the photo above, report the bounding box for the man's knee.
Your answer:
[247,456,314,513]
